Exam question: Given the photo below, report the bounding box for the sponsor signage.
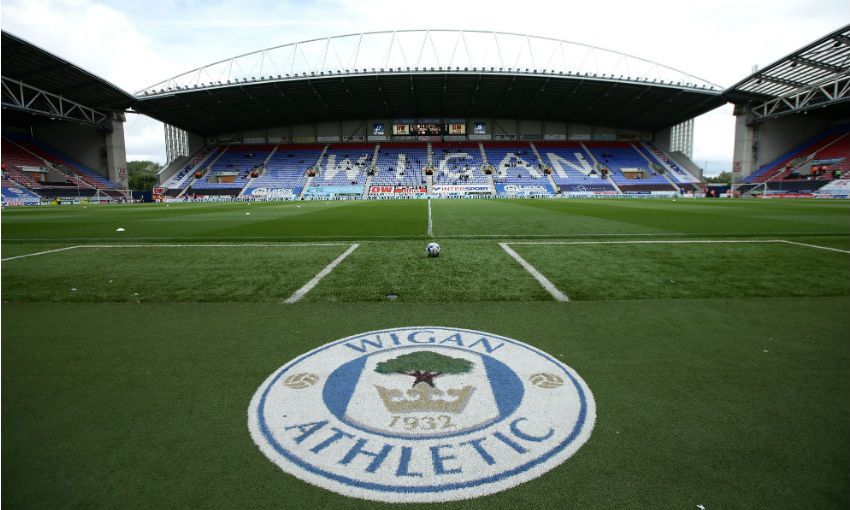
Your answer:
[293,136,317,143]
[567,133,591,141]
[592,133,616,141]
[249,327,595,503]
[468,134,492,141]
[368,135,389,142]
[244,137,266,144]
[244,187,296,199]
[369,185,427,195]
[343,136,366,142]
[317,136,341,143]
[543,134,567,141]
[495,184,553,195]
[304,185,363,196]
[432,184,491,194]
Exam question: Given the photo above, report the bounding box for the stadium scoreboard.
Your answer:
[392,119,466,136]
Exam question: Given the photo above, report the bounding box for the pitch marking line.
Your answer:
[507,239,850,253]
[499,242,569,302]
[1,245,82,262]
[0,243,353,262]
[427,198,433,238]
[779,240,850,254]
[283,243,360,304]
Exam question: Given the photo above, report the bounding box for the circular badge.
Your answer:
[248,327,595,502]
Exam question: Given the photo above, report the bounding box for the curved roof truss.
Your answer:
[138,30,722,97]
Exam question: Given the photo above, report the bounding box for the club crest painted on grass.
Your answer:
[248,327,596,502]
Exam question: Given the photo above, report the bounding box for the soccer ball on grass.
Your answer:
[425,242,441,257]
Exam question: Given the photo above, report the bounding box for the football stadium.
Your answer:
[2,16,849,510]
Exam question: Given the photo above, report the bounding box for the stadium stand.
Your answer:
[241,144,321,198]
[2,133,124,200]
[162,146,219,195]
[744,126,850,184]
[372,143,428,187]
[536,142,616,193]
[316,144,371,187]
[583,142,675,192]
[189,145,273,194]
[432,142,488,184]
[154,141,698,199]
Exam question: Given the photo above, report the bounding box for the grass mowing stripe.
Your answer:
[499,242,569,302]
[283,243,360,304]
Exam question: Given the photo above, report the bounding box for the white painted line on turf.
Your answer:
[508,239,785,245]
[79,243,351,248]
[283,243,360,304]
[1,245,82,262]
[499,242,569,302]
[427,198,433,238]
[1,243,353,262]
[779,240,850,254]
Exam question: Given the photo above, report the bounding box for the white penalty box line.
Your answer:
[499,238,850,303]
[0,242,353,262]
[1,241,362,304]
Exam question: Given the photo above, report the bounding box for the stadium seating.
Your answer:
[2,138,47,169]
[432,142,488,184]
[1,176,42,204]
[7,135,118,190]
[583,142,675,191]
[536,141,615,192]
[162,146,218,192]
[484,143,549,186]
[744,127,850,183]
[241,144,322,196]
[189,145,273,193]
[372,143,427,186]
[316,144,371,186]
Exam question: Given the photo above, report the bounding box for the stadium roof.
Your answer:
[723,24,850,120]
[133,30,725,135]
[1,31,137,111]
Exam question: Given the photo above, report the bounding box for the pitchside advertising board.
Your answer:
[243,187,298,199]
[495,184,554,196]
[303,186,363,197]
[368,185,427,195]
[432,184,491,195]
[249,327,595,502]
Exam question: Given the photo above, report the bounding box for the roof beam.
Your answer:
[493,75,517,117]
[306,79,335,119]
[833,34,850,46]
[756,75,807,88]
[543,79,585,120]
[1,75,107,125]
[340,77,365,118]
[790,56,843,73]
[374,75,390,118]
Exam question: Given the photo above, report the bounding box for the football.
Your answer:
[425,242,441,257]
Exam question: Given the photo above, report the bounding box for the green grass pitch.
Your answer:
[2,198,849,509]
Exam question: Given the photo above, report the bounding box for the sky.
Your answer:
[2,0,846,176]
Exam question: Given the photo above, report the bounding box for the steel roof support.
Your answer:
[752,71,850,120]
[1,75,107,125]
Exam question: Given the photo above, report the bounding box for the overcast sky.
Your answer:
[2,0,846,175]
